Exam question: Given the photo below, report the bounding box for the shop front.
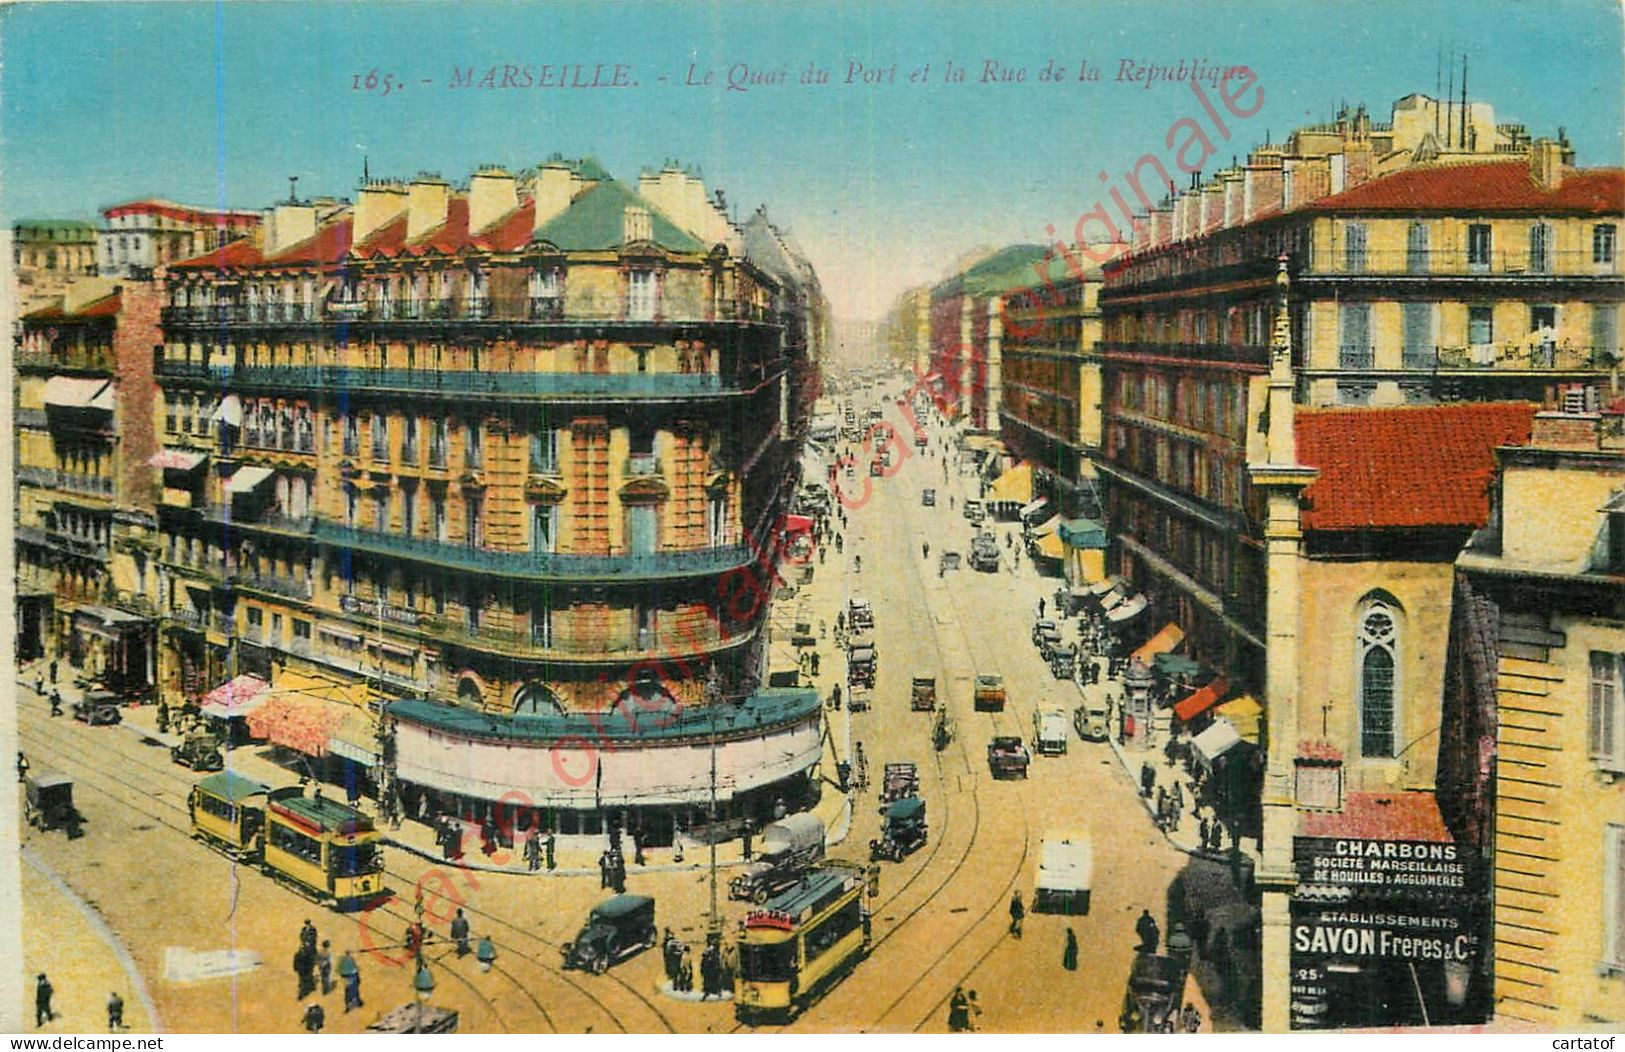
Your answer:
[1289,824,1487,1029]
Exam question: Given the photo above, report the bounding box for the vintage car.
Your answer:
[367,1005,460,1034]
[969,534,1002,573]
[847,646,876,688]
[848,598,875,634]
[987,736,1031,779]
[870,796,927,862]
[1075,696,1111,742]
[1049,643,1078,680]
[937,551,961,574]
[171,731,225,771]
[910,673,937,711]
[962,499,984,522]
[973,674,1006,712]
[878,762,919,803]
[1035,709,1070,756]
[73,692,122,726]
[921,488,936,507]
[25,773,82,836]
[562,894,657,974]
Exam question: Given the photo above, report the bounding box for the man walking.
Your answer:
[948,986,970,1032]
[294,944,316,1000]
[1063,928,1079,971]
[35,974,54,1027]
[316,940,333,994]
[338,950,363,1012]
[525,827,541,871]
[450,908,472,957]
[106,991,124,1031]
[1136,909,1161,953]
[1008,890,1025,939]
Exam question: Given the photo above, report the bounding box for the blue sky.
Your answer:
[3,0,1620,320]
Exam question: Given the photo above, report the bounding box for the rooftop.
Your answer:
[1302,159,1624,215]
[1296,402,1537,531]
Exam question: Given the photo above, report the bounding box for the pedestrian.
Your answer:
[525,827,541,871]
[948,986,969,1032]
[49,659,57,684]
[35,672,44,697]
[302,1002,325,1033]
[337,951,362,1012]
[966,990,983,1031]
[700,942,721,1000]
[742,818,754,861]
[300,918,318,953]
[1063,928,1079,971]
[450,908,471,957]
[678,945,693,993]
[1136,909,1160,953]
[811,651,821,678]
[49,689,62,717]
[545,831,556,871]
[633,835,646,867]
[317,939,333,994]
[476,936,496,972]
[294,945,316,1000]
[35,974,54,1027]
[1156,785,1167,820]
[1038,596,1046,618]
[1008,890,1025,939]
[598,851,611,889]
[18,751,29,783]
[1199,817,1212,854]
[663,929,679,983]
[922,541,929,560]
[107,991,124,1031]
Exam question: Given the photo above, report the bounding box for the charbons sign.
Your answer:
[1294,837,1475,892]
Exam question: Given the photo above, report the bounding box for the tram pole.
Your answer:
[705,664,722,947]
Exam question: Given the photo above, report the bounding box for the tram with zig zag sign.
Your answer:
[735,862,869,1021]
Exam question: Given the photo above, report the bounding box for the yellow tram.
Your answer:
[261,787,385,909]
[736,862,869,1020]
[188,771,270,856]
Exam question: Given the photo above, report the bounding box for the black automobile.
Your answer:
[562,894,657,974]
[73,692,122,726]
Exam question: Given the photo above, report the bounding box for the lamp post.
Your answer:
[704,664,723,947]
[412,960,435,1033]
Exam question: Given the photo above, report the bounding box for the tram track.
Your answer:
[17,713,669,1035]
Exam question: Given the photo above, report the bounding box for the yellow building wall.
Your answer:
[1493,618,1625,1028]
[1296,558,1455,792]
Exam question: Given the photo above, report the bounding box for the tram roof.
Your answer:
[761,867,854,919]
[197,771,270,803]
[271,791,373,832]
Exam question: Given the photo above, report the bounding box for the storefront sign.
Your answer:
[1291,908,1475,961]
[1294,837,1472,892]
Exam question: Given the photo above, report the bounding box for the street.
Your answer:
[17,387,1200,1034]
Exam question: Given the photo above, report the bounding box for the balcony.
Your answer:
[1097,340,1269,366]
[314,521,755,581]
[1424,345,1616,372]
[1338,345,1375,370]
[1304,248,1620,279]
[14,347,114,374]
[18,466,58,488]
[417,615,753,662]
[160,295,787,332]
[529,296,564,321]
[233,574,315,601]
[156,362,731,399]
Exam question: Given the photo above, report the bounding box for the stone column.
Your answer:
[986,297,1003,432]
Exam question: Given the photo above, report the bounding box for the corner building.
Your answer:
[154,160,826,840]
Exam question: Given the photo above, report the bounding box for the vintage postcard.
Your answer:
[3,0,1622,1040]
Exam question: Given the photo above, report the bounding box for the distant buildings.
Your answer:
[11,220,98,310]
[97,199,261,278]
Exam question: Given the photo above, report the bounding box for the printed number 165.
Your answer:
[353,69,397,96]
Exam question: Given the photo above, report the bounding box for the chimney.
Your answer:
[263,201,318,256]
[354,180,408,244]
[1530,138,1566,190]
[406,173,450,242]
[532,162,578,235]
[622,206,652,244]
[1221,170,1244,228]
[468,166,518,233]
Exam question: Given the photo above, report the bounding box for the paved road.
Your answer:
[17,384,1197,1034]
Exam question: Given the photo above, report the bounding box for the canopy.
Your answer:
[1019,498,1050,522]
[988,463,1033,504]
[149,448,207,472]
[225,465,275,494]
[1130,622,1185,664]
[1215,695,1262,744]
[246,669,378,759]
[1031,515,1061,538]
[782,514,815,534]
[1173,677,1230,722]
[209,395,243,427]
[1034,532,1065,560]
[200,674,272,719]
[1192,717,1244,765]
[1059,518,1108,549]
[1106,593,1149,623]
[1090,578,1121,596]
[43,376,114,410]
[1155,653,1204,679]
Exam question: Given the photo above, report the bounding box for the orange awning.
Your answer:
[1174,677,1230,722]
[1130,622,1185,664]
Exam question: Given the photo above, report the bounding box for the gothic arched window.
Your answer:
[1358,600,1399,757]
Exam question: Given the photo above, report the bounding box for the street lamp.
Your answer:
[704,664,723,946]
[412,960,435,1034]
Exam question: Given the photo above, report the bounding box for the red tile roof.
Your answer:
[1305,160,1625,215]
[22,292,121,321]
[1296,402,1536,531]
[1298,791,1452,842]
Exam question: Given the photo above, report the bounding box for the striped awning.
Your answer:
[200,674,272,719]
[225,465,275,494]
[43,376,114,410]
[150,449,207,472]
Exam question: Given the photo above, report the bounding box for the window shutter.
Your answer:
[1591,652,1620,765]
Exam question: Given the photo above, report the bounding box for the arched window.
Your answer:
[1357,599,1399,757]
[513,682,562,717]
[457,676,483,708]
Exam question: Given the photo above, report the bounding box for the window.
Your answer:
[1402,303,1435,369]
[1357,601,1399,758]
[246,606,263,640]
[627,270,657,321]
[344,487,359,527]
[1343,221,1367,273]
[401,481,417,535]
[465,593,481,632]
[401,416,418,464]
[707,494,729,547]
[530,605,553,648]
[1591,652,1623,771]
[165,398,177,433]
[1594,224,1617,266]
[432,493,447,542]
[465,494,483,548]
[530,429,558,474]
[1593,304,1619,355]
[1606,824,1625,971]
[531,503,558,553]
[466,422,483,470]
[1468,305,1494,346]
[1468,224,1493,270]
[1406,222,1430,273]
[1339,303,1372,369]
[271,612,283,643]
[295,406,314,452]
[372,490,388,531]
[372,414,389,461]
[627,504,657,554]
[343,413,359,456]
[430,417,449,468]
[1528,222,1553,274]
